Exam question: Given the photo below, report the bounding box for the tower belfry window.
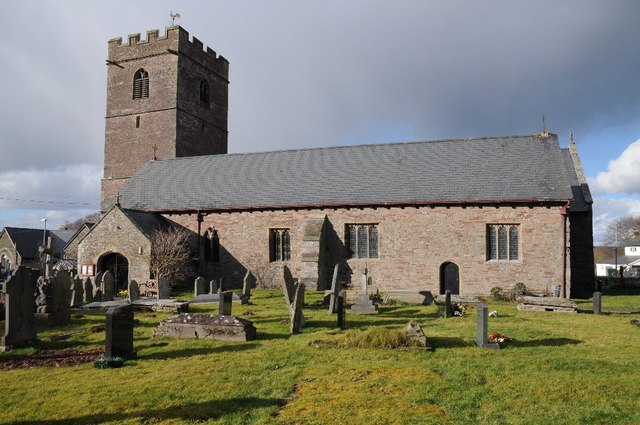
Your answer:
[133,69,149,99]
[200,80,210,107]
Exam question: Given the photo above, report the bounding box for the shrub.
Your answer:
[490,287,506,301]
[513,282,527,297]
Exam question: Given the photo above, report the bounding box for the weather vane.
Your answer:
[170,11,181,25]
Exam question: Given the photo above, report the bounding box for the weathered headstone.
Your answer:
[1,267,39,351]
[105,305,135,358]
[593,291,602,315]
[404,322,431,350]
[328,264,340,314]
[282,266,296,306]
[154,314,256,341]
[102,270,115,301]
[218,276,225,292]
[128,280,141,301]
[243,270,255,299]
[70,276,84,308]
[194,276,206,297]
[56,270,73,308]
[83,277,94,304]
[94,271,105,302]
[337,290,346,330]
[157,277,171,299]
[218,289,233,316]
[444,290,452,318]
[475,303,500,349]
[209,279,218,294]
[34,275,71,327]
[290,282,305,335]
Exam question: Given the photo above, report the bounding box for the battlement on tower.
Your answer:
[107,26,228,73]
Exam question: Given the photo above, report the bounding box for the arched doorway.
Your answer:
[440,262,460,295]
[99,253,129,292]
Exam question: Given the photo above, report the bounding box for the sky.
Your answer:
[1,0,639,244]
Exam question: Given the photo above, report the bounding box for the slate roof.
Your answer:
[1,227,75,259]
[120,133,590,212]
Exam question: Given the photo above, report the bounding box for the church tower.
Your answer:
[101,26,229,211]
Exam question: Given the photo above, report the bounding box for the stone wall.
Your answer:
[167,204,570,296]
[0,231,18,271]
[76,207,151,285]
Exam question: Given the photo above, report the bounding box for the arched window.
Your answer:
[133,69,149,99]
[199,80,210,107]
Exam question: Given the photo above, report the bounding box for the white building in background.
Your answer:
[596,237,640,277]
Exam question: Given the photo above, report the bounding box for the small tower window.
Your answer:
[133,69,149,99]
[135,116,140,128]
[200,80,210,107]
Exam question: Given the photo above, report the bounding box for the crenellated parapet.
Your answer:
[107,26,228,74]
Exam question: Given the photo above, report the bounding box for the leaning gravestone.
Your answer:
[34,275,71,327]
[218,289,233,316]
[83,277,94,304]
[128,280,141,301]
[102,270,115,301]
[70,276,84,308]
[282,266,296,306]
[93,272,105,302]
[290,282,305,335]
[157,278,171,299]
[243,270,255,300]
[194,276,206,297]
[328,264,340,314]
[1,267,39,351]
[105,305,135,358]
[475,303,500,349]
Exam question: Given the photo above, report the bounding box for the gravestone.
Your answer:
[34,275,71,327]
[282,266,296,306]
[218,289,233,316]
[1,267,39,351]
[404,322,431,350]
[349,269,378,314]
[157,278,171,299]
[105,305,135,358]
[102,270,115,301]
[154,314,256,341]
[218,277,225,292]
[194,277,206,297]
[128,280,141,301]
[55,270,73,308]
[94,271,105,302]
[83,277,94,304]
[475,303,500,349]
[593,291,602,315]
[328,264,340,314]
[243,270,255,300]
[337,290,346,330]
[517,296,578,313]
[209,279,218,294]
[444,290,452,318]
[70,276,84,308]
[290,282,305,335]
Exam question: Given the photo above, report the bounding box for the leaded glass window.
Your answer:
[270,229,291,262]
[486,224,519,261]
[346,224,379,259]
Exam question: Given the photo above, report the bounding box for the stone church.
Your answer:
[76,26,595,298]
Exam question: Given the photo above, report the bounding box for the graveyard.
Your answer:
[1,279,640,424]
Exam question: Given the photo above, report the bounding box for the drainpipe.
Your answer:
[560,202,570,298]
[197,210,203,239]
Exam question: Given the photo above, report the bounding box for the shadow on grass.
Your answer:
[510,338,582,348]
[9,397,284,424]
[137,343,259,360]
[427,337,473,349]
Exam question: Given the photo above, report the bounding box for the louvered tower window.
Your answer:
[133,69,149,99]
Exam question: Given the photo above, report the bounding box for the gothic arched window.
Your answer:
[133,69,149,99]
[200,80,210,107]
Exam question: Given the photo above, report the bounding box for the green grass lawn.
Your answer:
[1,289,640,425]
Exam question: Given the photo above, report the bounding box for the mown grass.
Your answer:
[1,289,639,424]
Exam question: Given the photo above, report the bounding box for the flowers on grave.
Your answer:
[488,310,498,318]
[117,289,128,299]
[488,332,511,344]
[452,303,466,316]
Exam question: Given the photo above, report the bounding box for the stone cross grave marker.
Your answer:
[0,267,38,351]
[218,289,233,316]
[71,276,84,308]
[328,264,340,314]
[593,291,602,315]
[157,277,171,299]
[128,280,141,301]
[243,270,255,299]
[83,277,94,304]
[475,303,500,349]
[194,276,206,297]
[290,282,306,335]
[337,290,346,330]
[102,270,115,301]
[105,305,135,358]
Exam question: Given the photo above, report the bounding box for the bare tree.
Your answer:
[59,212,101,231]
[604,216,640,247]
[149,227,195,284]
